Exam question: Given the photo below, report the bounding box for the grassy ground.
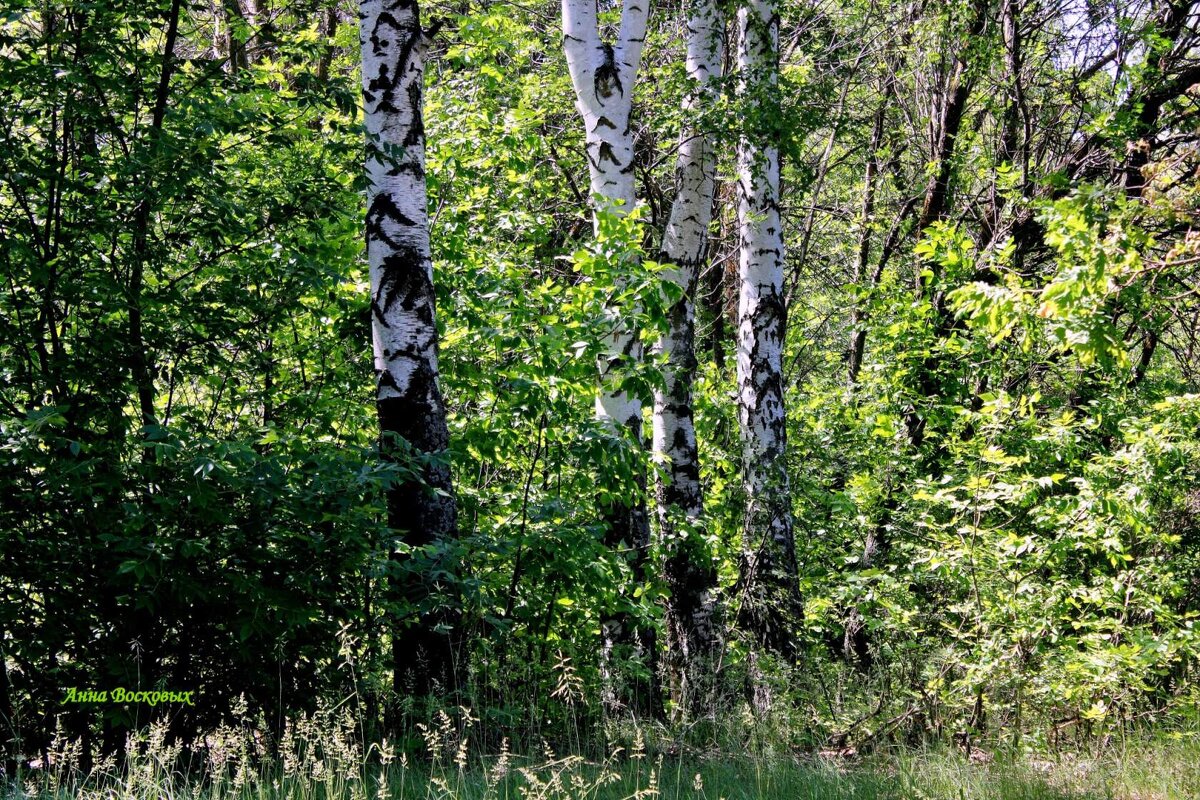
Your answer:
[11,733,1200,800]
[410,739,1200,800]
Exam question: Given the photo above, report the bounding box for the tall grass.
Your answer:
[7,706,1198,800]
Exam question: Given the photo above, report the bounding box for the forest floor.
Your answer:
[14,733,1200,800]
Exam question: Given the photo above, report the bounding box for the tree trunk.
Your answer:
[912,0,988,240]
[317,3,338,83]
[652,0,723,718]
[733,0,801,712]
[846,85,889,388]
[904,0,989,452]
[221,0,249,73]
[0,632,15,778]
[128,0,183,437]
[360,0,459,703]
[840,76,898,672]
[562,0,659,718]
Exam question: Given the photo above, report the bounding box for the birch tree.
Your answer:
[562,0,655,714]
[733,0,801,703]
[360,0,458,698]
[651,0,724,715]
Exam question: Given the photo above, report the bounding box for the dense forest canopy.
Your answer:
[2,0,1200,768]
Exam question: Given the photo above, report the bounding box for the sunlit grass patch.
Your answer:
[9,717,1199,800]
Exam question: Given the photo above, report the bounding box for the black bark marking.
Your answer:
[372,247,432,328]
[404,80,424,148]
[378,363,458,700]
[367,9,422,116]
[735,255,800,664]
[593,42,624,100]
[597,141,622,166]
[366,193,418,249]
[597,412,661,718]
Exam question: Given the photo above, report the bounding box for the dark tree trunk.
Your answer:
[221,0,249,73]
[0,634,15,778]
[128,0,183,437]
[599,486,662,719]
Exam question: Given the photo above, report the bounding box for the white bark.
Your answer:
[361,0,441,415]
[734,0,799,678]
[562,0,650,433]
[652,0,722,520]
[651,0,723,714]
[737,0,787,539]
[563,0,648,210]
[563,0,658,716]
[361,0,456,691]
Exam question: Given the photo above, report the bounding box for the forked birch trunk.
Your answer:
[562,0,658,716]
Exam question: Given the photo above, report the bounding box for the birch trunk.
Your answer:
[562,0,647,433]
[360,0,458,700]
[733,0,801,708]
[651,0,723,717]
[562,0,658,716]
